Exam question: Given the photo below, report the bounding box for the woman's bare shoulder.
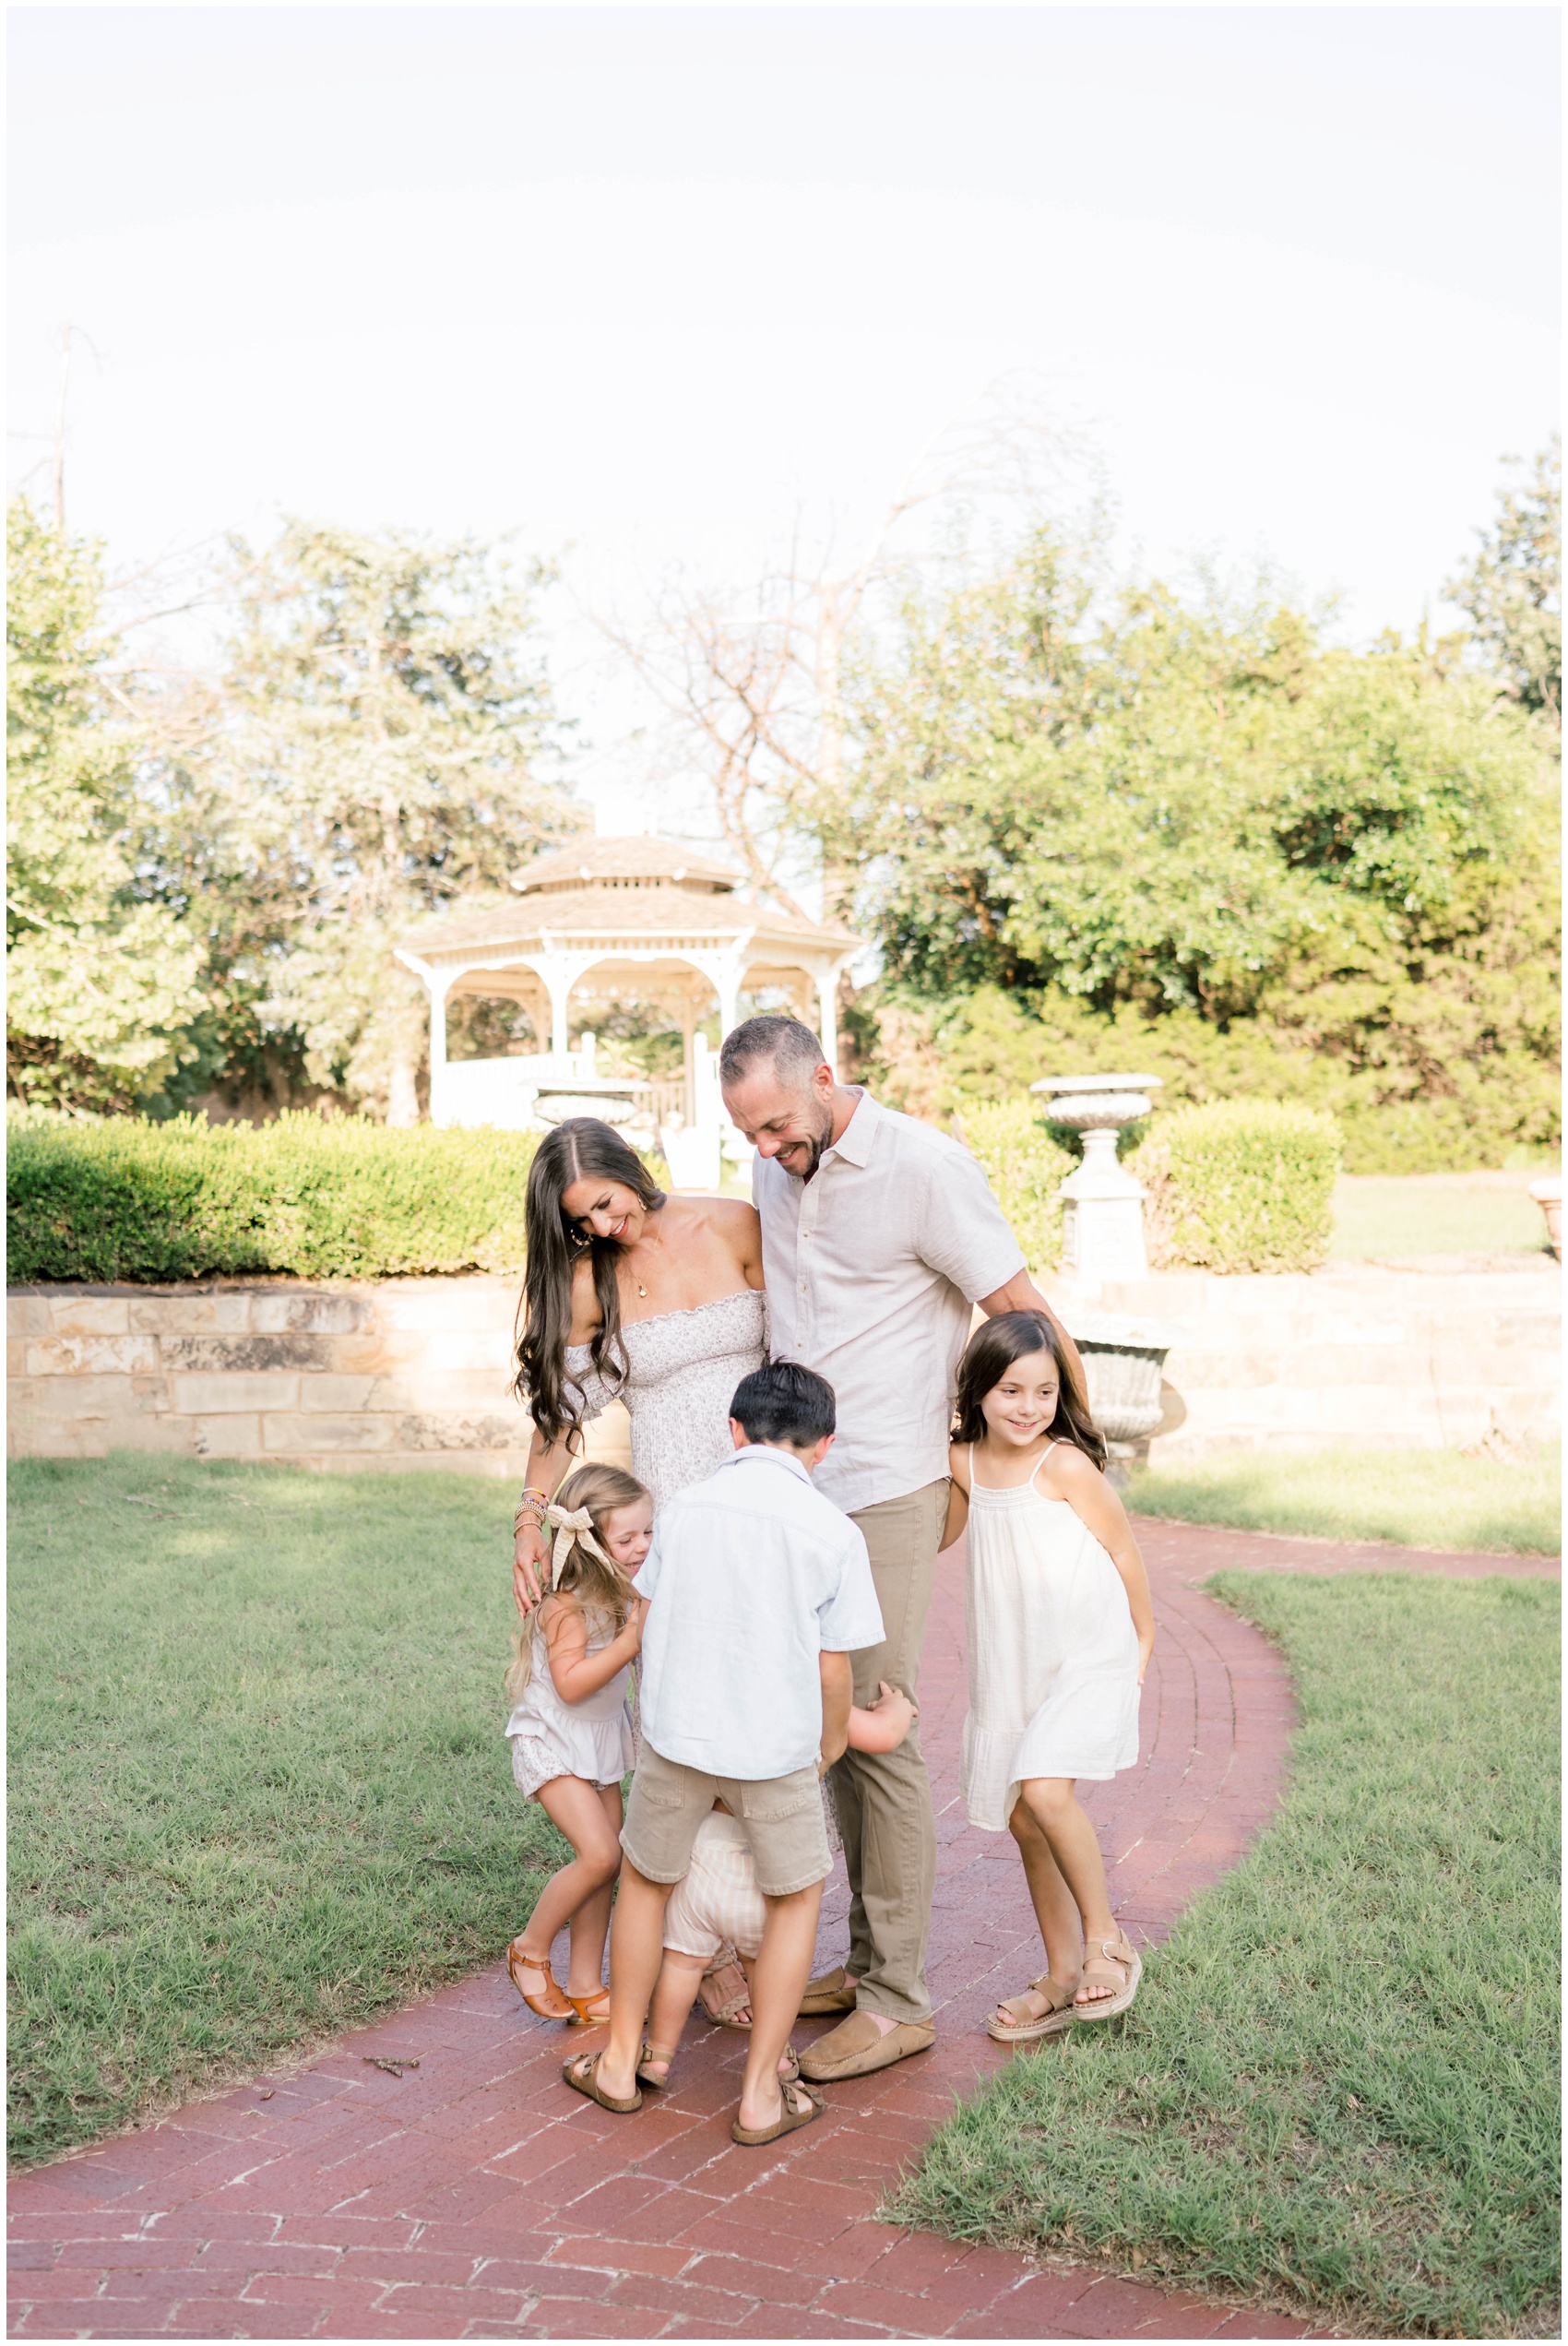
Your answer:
[670,1193,762,1268]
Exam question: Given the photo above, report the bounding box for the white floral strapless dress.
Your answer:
[564,1288,769,1510]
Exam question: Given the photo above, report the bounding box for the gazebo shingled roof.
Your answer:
[393,831,863,1129]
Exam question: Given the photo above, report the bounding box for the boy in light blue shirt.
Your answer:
[562,1360,883,2147]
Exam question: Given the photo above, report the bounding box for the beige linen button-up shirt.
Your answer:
[753,1090,1026,1515]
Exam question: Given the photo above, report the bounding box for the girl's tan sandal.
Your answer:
[562,2048,642,2114]
[988,1972,1079,2043]
[731,2079,825,2147]
[566,1986,611,2029]
[1074,1930,1142,2021]
[507,1940,575,2021]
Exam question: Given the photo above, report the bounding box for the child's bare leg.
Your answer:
[516,1776,623,1997]
[594,1863,673,2101]
[644,1948,707,2076]
[1001,1794,1083,2022]
[1017,1777,1119,1997]
[1010,1795,1084,1977]
[562,1784,624,1999]
[738,1882,823,2134]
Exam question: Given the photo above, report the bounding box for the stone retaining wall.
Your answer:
[7,1257,1560,1470]
[1057,1257,1561,1459]
[6,1278,538,1474]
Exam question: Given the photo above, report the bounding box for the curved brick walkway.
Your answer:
[18,1520,1538,2342]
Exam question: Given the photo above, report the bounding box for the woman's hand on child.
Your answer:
[514,1527,549,1615]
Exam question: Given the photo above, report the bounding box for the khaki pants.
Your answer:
[828,1477,948,2028]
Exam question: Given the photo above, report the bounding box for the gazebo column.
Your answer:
[815,969,839,1078]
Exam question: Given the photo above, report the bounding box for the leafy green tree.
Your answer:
[828,532,1559,1166]
[1446,436,1561,722]
[6,499,207,1111]
[180,523,576,1120]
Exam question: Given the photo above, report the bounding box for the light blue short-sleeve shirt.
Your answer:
[634,1446,885,1780]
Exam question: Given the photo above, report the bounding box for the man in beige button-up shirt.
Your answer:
[721,1014,1081,2081]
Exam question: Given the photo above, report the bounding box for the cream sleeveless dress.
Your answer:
[960,1441,1141,1831]
[563,1288,768,1509]
[506,1612,636,1798]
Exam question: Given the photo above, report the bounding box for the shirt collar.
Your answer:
[824,1087,879,1170]
[726,1443,814,1485]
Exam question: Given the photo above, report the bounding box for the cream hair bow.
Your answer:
[543,1501,613,1584]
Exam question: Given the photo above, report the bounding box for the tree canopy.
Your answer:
[827,516,1559,1167]
[6,507,576,1119]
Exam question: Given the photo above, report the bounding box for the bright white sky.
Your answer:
[9,5,1562,828]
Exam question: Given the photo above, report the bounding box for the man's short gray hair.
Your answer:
[719,1014,826,1090]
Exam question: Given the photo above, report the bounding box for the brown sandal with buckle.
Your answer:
[731,2078,825,2146]
[566,1985,611,2029]
[562,2048,642,2114]
[988,1972,1079,2043]
[507,1940,575,2020]
[1074,1929,1142,2021]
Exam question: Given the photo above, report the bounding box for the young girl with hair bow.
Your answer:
[504,1463,651,2025]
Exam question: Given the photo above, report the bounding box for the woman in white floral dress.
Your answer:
[510,1116,768,2021]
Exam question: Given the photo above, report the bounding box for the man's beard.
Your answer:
[785,1100,837,1182]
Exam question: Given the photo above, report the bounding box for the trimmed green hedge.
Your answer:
[1130,1100,1342,1274]
[6,1114,540,1284]
[956,1099,1075,1273]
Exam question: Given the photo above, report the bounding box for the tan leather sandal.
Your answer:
[1074,1928,1142,2021]
[987,1972,1079,2043]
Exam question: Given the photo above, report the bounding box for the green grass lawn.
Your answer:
[892,1572,1562,2339]
[1129,1444,1562,1556]
[7,1453,561,2168]
[1331,1176,1553,1262]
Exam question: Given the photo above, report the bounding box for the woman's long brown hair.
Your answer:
[513,1119,666,1446]
[953,1310,1106,1470]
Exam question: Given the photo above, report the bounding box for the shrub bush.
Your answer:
[1130,1100,1341,1273]
[955,1099,1075,1272]
[6,1113,542,1284]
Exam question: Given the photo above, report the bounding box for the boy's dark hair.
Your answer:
[953,1310,1107,1470]
[730,1359,837,1448]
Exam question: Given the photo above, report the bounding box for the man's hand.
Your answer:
[513,1526,548,1616]
[977,1268,1085,1386]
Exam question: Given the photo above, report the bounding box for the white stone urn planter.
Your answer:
[1065,1310,1182,1484]
[1528,1177,1562,1262]
[1031,1073,1162,1283]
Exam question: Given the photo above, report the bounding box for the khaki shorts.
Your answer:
[622,1745,830,1899]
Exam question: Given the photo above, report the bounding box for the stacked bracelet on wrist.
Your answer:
[513,1485,549,1541]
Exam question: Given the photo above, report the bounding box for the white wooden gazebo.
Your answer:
[395,836,861,1178]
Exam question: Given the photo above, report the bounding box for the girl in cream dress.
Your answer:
[944,1311,1156,2045]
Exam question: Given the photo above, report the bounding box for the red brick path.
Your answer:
[17,1520,1540,2342]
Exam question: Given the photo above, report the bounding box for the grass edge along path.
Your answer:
[6,1453,564,2170]
[1127,1444,1562,1559]
[888,1570,1561,2340]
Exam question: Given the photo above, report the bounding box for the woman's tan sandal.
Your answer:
[562,2049,642,2113]
[1074,1930,1142,2021]
[987,1973,1079,2044]
[699,1954,752,2030]
[731,2079,825,2146]
[565,1986,610,2029]
[508,1940,575,2021]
